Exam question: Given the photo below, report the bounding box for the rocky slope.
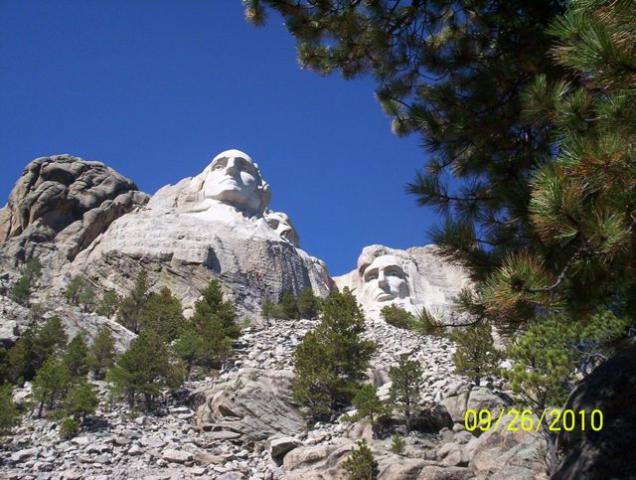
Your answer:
[0,314,548,480]
[0,152,549,479]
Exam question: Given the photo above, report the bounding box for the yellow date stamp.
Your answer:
[464,408,604,433]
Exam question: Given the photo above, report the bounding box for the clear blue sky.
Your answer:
[0,0,437,276]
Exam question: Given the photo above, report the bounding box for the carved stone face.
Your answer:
[360,254,410,303]
[201,150,269,214]
[265,210,299,247]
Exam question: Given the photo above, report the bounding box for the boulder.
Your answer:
[553,343,636,480]
[464,414,548,479]
[0,154,148,269]
[161,449,193,464]
[412,404,453,434]
[270,436,302,464]
[195,368,304,446]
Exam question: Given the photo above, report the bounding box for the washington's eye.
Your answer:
[238,159,258,176]
[211,158,227,170]
[269,220,279,228]
[365,269,378,281]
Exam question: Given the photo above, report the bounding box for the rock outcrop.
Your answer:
[0,155,148,272]
[68,149,332,314]
[553,342,636,480]
[334,244,471,321]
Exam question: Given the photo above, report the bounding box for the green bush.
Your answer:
[389,357,423,433]
[342,440,377,480]
[32,355,71,417]
[96,289,121,318]
[88,327,116,380]
[292,288,375,422]
[59,417,80,440]
[380,305,414,329]
[451,322,500,386]
[0,384,20,436]
[390,433,406,455]
[138,287,185,341]
[107,329,182,411]
[64,378,98,423]
[64,335,89,377]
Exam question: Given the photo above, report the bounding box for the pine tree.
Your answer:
[64,276,89,306]
[292,288,375,421]
[64,378,98,424]
[246,0,565,282]
[0,384,20,436]
[195,280,241,339]
[96,289,121,318]
[138,287,185,341]
[117,271,149,333]
[64,335,89,377]
[390,433,406,456]
[32,356,71,417]
[502,316,579,410]
[173,328,203,377]
[349,384,387,436]
[451,323,500,386]
[24,257,42,282]
[279,291,299,320]
[410,308,445,337]
[9,317,68,382]
[389,357,423,433]
[107,329,182,411]
[88,327,116,380]
[342,440,377,480]
[11,276,31,306]
[297,287,320,319]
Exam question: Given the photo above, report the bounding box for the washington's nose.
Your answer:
[378,271,388,288]
[225,158,238,175]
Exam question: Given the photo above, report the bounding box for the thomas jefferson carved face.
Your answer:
[359,254,410,303]
[201,149,270,214]
[265,210,300,247]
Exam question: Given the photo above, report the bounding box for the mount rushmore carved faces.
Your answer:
[359,253,411,303]
[264,210,300,247]
[182,149,271,216]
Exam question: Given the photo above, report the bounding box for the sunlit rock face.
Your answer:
[264,210,300,247]
[333,244,471,322]
[69,149,331,314]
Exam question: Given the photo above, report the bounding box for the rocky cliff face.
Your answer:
[334,244,472,322]
[66,150,333,314]
[0,154,148,272]
[0,151,552,480]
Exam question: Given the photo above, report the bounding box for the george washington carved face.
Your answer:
[198,150,271,214]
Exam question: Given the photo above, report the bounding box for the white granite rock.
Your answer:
[68,149,332,315]
[334,244,472,322]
